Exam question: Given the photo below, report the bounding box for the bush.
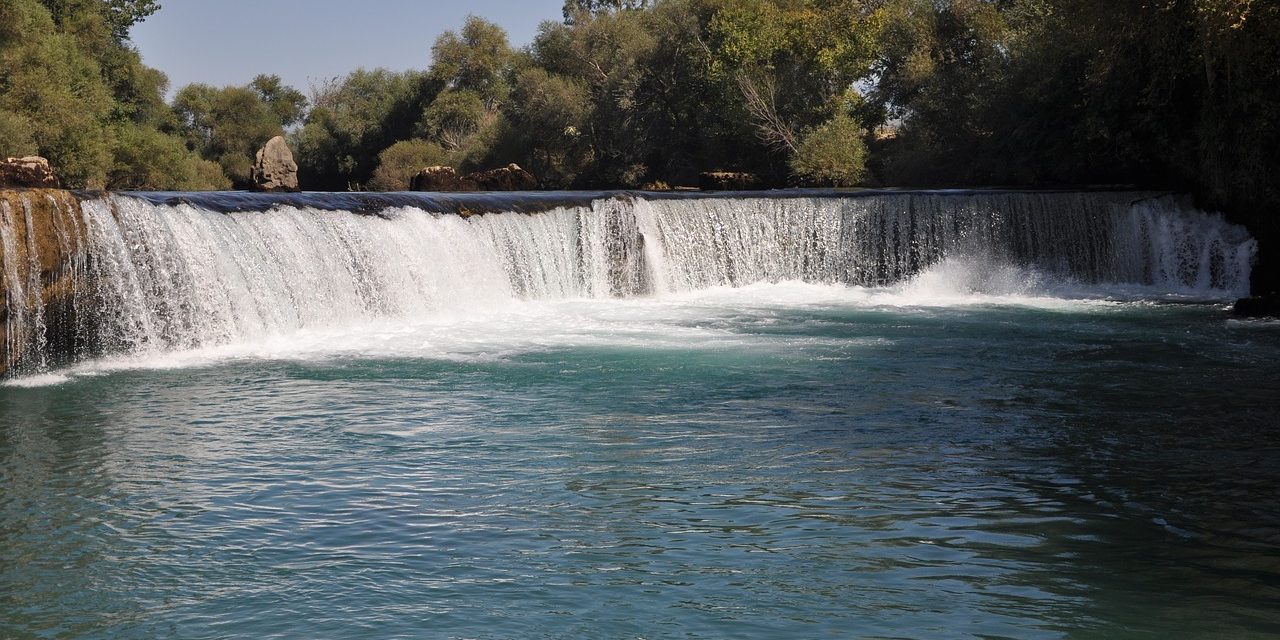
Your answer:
[789,113,867,187]
[369,139,448,191]
[108,124,231,190]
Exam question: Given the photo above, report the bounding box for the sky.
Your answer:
[131,0,568,96]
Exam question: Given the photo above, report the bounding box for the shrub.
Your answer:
[369,139,448,191]
[789,113,867,187]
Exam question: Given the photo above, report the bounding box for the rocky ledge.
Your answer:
[410,164,537,192]
[1,156,60,189]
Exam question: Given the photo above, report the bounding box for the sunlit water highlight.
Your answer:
[4,272,1280,638]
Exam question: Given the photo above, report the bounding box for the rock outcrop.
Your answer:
[410,166,472,192]
[251,136,300,192]
[698,171,761,191]
[1232,296,1280,318]
[0,189,84,377]
[0,157,60,189]
[468,164,537,191]
[410,164,537,192]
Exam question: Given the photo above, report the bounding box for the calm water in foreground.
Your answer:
[2,281,1279,639]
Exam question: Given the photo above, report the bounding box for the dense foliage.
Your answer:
[0,0,224,188]
[1,0,1276,262]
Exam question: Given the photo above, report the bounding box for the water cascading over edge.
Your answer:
[0,189,1256,377]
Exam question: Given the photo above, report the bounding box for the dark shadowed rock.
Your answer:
[468,164,537,191]
[251,136,299,192]
[410,164,537,192]
[1233,296,1280,318]
[410,166,473,192]
[698,171,760,191]
[0,156,59,188]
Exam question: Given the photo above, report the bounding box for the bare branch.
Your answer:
[736,70,798,153]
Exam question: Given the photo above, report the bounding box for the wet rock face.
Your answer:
[410,164,537,192]
[0,189,85,376]
[251,136,300,192]
[0,157,60,189]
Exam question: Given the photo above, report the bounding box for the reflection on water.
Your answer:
[2,289,1279,638]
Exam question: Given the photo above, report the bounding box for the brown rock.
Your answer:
[698,171,760,191]
[410,166,473,192]
[251,136,299,192]
[467,163,537,191]
[410,164,538,192]
[0,189,84,377]
[0,156,60,189]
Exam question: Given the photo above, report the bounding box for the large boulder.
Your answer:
[468,163,537,191]
[698,171,760,191]
[409,164,538,192]
[410,166,473,192]
[251,136,299,192]
[0,156,59,188]
[1233,296,1280,318]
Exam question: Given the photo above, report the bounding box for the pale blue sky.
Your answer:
[131,1,567,95]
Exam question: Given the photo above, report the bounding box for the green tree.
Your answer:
[563,0,651,23]
[40,0,159,42]
[503,67,591,186]
[0,0,115,186]
[419,90,489,151]
[429,16,514,109]
[173,83,283,186]
[250,74,308,127]
[0,110,38,157]
[293,68,432,189]
[108,122,230,190]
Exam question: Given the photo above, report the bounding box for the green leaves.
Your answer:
[790,112,867,186]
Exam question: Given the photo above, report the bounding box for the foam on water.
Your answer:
[5,268,1149,387]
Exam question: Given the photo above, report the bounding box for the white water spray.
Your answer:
[0,190,1258,376]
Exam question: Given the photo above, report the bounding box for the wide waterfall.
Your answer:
[0,189,1257,377]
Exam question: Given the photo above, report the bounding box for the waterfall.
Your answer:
[0,190,1258,376]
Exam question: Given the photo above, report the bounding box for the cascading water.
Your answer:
[0,190,1258,376]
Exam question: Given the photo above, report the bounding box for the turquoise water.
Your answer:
[3,283,1280,638]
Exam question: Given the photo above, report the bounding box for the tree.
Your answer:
[706,0,883,176]
[38,0,159,43]
[429,16,514,110]
[293,68,432,189]
[0,0,115,186]
[0,110,38,157]
[419,90,489,151]
[250,74,308,127]
[108,122,230,190]
[503,67,591,186]
[172,83,283,186]
[563,0,650,23]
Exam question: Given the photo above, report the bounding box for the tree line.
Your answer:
[1,0,1276,225]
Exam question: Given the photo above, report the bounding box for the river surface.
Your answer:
[3,276,1279,639]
